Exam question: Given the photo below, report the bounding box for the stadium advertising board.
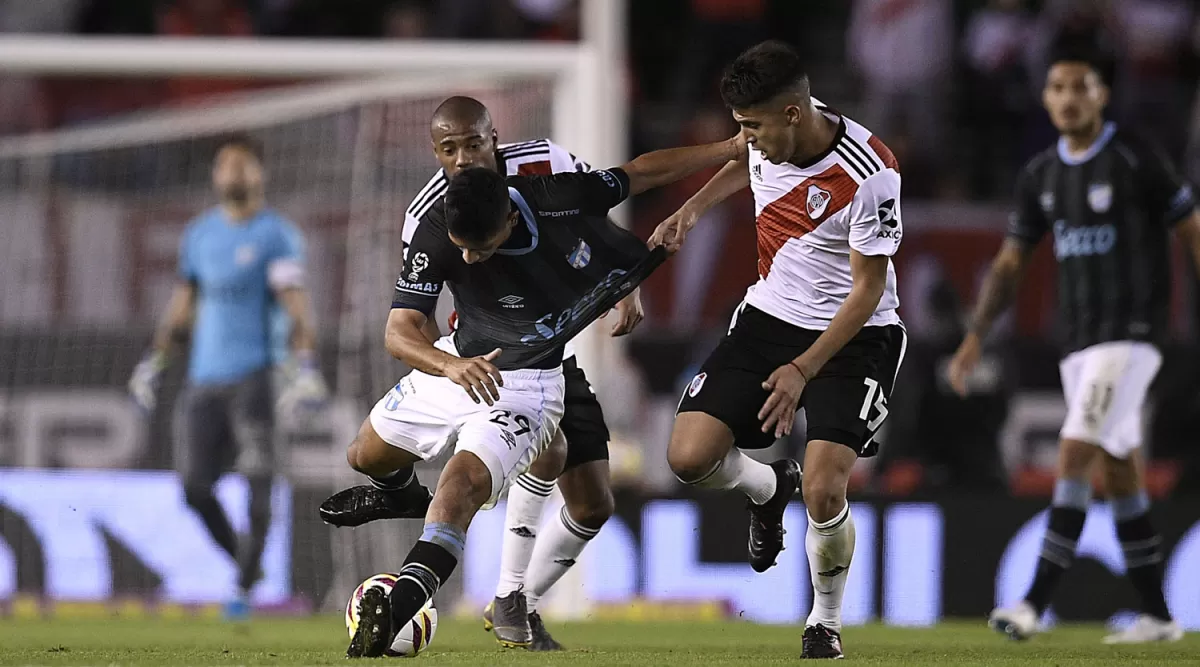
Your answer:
[1,471,1196,631]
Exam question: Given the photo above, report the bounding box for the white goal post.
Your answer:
[0,1,626,616]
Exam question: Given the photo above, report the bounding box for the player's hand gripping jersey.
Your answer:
[745,108,902,330]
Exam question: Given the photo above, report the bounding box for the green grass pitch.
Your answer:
[0,617,1197,666]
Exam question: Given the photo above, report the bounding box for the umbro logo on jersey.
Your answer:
[807,185,832,219]
[752,164,763,181]
[499,294,525,308]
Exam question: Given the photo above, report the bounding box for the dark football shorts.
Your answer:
[173,368,276,484]
[677,304,906,456]
[559,355,611,470]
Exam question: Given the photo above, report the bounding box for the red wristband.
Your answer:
[789,360,808,382]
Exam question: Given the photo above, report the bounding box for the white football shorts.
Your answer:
[369,337,565,507]
[1058,340,1161,459]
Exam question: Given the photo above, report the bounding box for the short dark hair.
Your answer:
[445,167,511,246]
[213,133,264,163]
[1047,41,1114,86]
[720,40,809,109]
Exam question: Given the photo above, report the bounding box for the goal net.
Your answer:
[0,42,615,614]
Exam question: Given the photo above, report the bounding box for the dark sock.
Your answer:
[185,487,238,559]
[388,523,465,631]
[1115,493,1171,622]
[1024,478,1090,613]
[237,476,272,592]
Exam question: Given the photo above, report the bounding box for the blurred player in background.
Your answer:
[321,97,641,651]
[950,46,1200,644]
[652,41,907,659]
[128,135,327,620]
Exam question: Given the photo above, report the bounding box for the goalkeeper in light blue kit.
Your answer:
[129,135,327,619]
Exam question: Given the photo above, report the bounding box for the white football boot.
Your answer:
[988,601,1039,640]
[1103,614,1183,644]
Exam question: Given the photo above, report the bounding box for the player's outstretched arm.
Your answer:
[649,154,750,252]
[620,133,747,197]
[947,238,1035,396]
[386,308,504,406]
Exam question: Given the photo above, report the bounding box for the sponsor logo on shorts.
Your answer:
[688,372,707,397]
[500,430,517,450]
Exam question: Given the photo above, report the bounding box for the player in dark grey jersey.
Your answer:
[333,129,746,658]
[949,47,1200,644]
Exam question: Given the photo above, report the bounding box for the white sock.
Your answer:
[805,504,855,631]
[687,448,777,505]
[494,473,554,597]
[524,505,600,613]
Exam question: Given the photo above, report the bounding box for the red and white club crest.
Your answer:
[687,372,707,397]
[806,185,831,219]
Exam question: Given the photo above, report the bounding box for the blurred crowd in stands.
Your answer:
[3,0,1199,201]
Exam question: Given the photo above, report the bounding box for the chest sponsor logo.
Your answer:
[235,244,257,267]
[1088,183,1113,214]
[408,252,429,281]
[567,239,592,269]
[1052,221,1116,259]
[807,185,832,219]
[519,268,630,344]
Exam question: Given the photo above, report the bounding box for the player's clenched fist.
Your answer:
[442,348,504,405]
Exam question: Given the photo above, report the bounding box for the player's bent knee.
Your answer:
[667,413,734,482]
[1058,438,1101,479]
[566,488,614,530]
[802,475,846,522]
[530,433,567,480]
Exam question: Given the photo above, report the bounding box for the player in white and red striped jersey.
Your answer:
[323,97,642,651]
[650,41,907,660]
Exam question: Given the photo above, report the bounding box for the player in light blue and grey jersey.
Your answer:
[129,135,327,620]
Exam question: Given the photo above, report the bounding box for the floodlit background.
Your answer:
[1,0,1199,629]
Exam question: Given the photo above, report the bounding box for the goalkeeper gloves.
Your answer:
[129,350,168,412]
[277,351,329,424]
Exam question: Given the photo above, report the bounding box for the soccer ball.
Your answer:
[345,573,439,657]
